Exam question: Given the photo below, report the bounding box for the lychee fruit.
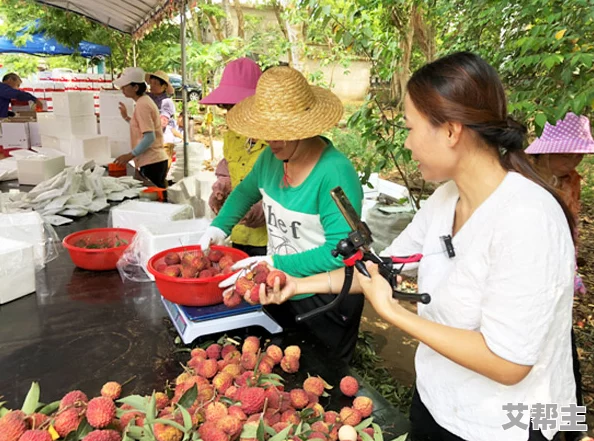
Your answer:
[153,423,183,441]
[245,285,261,304]
[339,376,359,397]
[206,343,222,360]
[221,363,241,377]
[339,407,362,426]
[18,431,52,441]
[156,263,168,273]
[324,410,339,424]
[218,255,234,270]
[235,277,255,296]
[28,413,49,430]
[338,425,357,441]
[164,265,181,277]
[100,381,122,400]
[221,344,237,358]
[164,252,181,265]
[311,421,329,434]
[284,345,301,359]
[0,411,27,441]
[265,345,283,364]
[303,376,325,396]
[208,249,224,262]
[216,415,242,437]
[212,372,234,394]
[266,270,286,288]
[280,355,299,374]
[86,397,116,429]
[199,421,229,441]
[54,408,81,437]
[280,409,300,425]
[155,392,170,410]
[223,290,242,308]
[241,351,257,370]
[59,390,89,410]
[352,396,373,417]
[199,269,215,278]
[197,358,218,378]
[257,360,272,374]
[181,266,198,278]
[190,347,207,359]
[205,402,228,422]
[227,405,247,421]
[239,387,266,415]
[242,336,260,354]
[82,430,122,441]
[289,389,309,409]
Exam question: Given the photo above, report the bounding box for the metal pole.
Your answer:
[132,42,137,67]
[181,0,189,178]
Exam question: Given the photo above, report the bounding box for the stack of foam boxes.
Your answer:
[37,92,110,166]
[99,90,134,158]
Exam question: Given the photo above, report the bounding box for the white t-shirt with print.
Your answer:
[383,172,576,441]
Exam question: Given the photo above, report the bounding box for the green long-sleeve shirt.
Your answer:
[212,138,363,281]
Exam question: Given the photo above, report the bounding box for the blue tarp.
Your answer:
[0,32,111,58]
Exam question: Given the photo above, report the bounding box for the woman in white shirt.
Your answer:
[258,52,578,441]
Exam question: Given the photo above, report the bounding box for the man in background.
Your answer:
[0,73,42,118]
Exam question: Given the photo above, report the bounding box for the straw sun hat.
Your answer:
[145,70,175,96]
[226,66,344,141]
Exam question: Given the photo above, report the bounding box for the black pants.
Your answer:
[265,293,365,364]
[407,389,562,441]
[140,160,168,189]
[232,243,267,257]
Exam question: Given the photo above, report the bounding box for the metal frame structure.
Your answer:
[34,0,191,178]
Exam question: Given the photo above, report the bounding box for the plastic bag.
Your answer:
[116,217,211,282]
[0,211,61,269]
[365,202,415,254]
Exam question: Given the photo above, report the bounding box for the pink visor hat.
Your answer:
[200,58,262,105]
[525,112,594,154]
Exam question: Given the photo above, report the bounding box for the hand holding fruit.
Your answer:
[198,226,228,251]
[222,261,291,306]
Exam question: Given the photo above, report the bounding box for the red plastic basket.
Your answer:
[147,245,249,306]
[63,228,136,271]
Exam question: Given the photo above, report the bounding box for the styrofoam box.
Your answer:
[110,139,131,157]
[137,218,211,280]
[1,122,30,148]
[54,114,98,137]
[41,135,59,149]
[37,113,57,137]
[110,201,194,230]
[59,135,110,164]
[0,212,45,266]
[52,91,95,116]
[99,116,130,140]
[28,122,41,147]
[17,151,66,185]
[0,237,36,304]
[99,90,134,119]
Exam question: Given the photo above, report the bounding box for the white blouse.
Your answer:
[383,172,576,441]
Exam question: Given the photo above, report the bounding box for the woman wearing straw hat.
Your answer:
[200,58,269,257]
[146,70,176,129]
[198,66,365,363]
[114,67,169,188]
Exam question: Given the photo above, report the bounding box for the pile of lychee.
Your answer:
[0,336,379,441]
[154,248,237,279]
[224,262,287,307]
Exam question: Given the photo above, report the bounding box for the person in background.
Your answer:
[0,73,43,118]
[113,67,169,188]
[200,58,268,257]
[199,66,365,363]
[258,53,579,441]
[525,112,594,441]
[146,70,176,129]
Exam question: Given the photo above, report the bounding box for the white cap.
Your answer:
[114,67,146,89]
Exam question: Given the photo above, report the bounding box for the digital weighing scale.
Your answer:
[162,297,283,344]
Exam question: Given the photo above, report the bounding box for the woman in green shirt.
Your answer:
[198,66,364,362]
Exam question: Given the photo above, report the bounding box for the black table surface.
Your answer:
[0,179,409,438]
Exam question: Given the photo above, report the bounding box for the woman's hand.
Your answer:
[119,102,129,121]
[258,271,299,305]
[355,261,400,319]
[114,153,134,166]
